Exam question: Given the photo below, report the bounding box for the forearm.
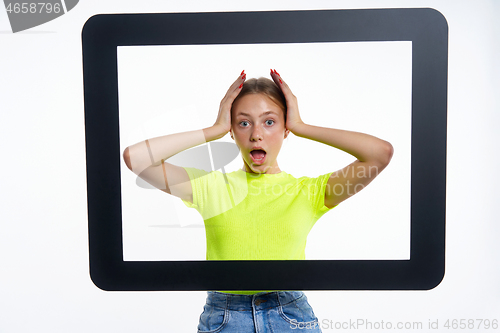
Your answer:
[292,123,393,167]
[124,125,227,174]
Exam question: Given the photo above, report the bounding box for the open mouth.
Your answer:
[250,149,267,164]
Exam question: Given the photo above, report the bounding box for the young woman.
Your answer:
[123,70,393,332]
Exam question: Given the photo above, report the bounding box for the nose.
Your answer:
[250,126,262,141]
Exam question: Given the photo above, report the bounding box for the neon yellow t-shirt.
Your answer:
[181,167,336,294]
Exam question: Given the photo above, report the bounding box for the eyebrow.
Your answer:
[236,111,280,118]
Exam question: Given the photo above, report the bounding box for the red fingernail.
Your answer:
[279,79,282,84]
[270,68,273,74]
[239,83,243,88]
[242,74,246,80]
[241,70,245,75]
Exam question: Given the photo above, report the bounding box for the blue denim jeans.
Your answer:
[197,291,322,332]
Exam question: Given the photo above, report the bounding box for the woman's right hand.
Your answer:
[213,71,246,133]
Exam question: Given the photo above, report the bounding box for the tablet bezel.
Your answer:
[83,8,447,291]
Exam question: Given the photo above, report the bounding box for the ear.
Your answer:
[230,128,234,140]
[284,129,290,139]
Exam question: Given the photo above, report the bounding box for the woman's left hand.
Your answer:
[270,69,304,134]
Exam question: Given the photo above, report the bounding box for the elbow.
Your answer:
[123,147,133,171]
[371,141,393,171]
[380,141,394,167]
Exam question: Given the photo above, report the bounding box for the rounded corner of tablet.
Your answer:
[89,270,116,292]
[423,7,449,30]
[81,14,108,37]
[423,267,446,291]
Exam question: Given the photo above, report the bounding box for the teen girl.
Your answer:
[123,70,393,332]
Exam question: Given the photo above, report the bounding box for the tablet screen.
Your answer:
[117,41,412,261]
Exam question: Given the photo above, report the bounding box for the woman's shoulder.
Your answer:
[287,171,336,190]
[182,167,245,184]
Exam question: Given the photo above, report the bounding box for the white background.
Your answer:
[1,1,499,332]
[118,41,411,261]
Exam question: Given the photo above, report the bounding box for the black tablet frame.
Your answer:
[82,8,448,291]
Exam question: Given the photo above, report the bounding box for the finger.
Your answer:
[222,71,246,105]
[238,71,247,88]
[223,72,245,98]
[270,69,291,96]
[270,68,281,87]
[222,71,246,101]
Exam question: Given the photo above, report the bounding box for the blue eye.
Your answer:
[266,119,275,126]
[240,121,249,127]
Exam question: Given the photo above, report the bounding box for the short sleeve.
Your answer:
[305,171,337,218]
[180,167,210,211]
[180,167,237,220]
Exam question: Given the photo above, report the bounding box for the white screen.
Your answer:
[117,41,412,261]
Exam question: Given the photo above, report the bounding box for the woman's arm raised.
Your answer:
[123,71,246,202]
[292,124,393,208]
[271,69,393,208]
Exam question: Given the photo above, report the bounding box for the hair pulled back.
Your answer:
[232,77,287,122]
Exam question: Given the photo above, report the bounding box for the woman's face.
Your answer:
[230,93,289,174]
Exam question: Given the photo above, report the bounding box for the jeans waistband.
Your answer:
[206,291,305,311]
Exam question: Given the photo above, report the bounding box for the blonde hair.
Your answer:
[232,77,287,122]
